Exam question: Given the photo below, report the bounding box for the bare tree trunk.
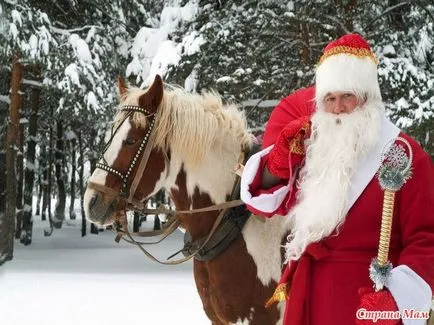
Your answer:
[388,0,405,30]
[300,22,310,64]
[78,130,86,237]
[89,129,99,235]
[21,66,41,245]
[53,120,66,229]
[44,121,54,236]
[15,121,24,239]
[69,136,77,220]
[36,173,42,216]
[344,0,357,32]
[1,56,23,265]
[133,211,141,232]
[0,63,10,221]
[40,147,48,221]
[0,148,5,222]
[153,214,161,230]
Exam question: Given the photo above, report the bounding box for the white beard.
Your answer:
[284,100,383,262]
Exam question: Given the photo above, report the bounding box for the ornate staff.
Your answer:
[369,137,413,291]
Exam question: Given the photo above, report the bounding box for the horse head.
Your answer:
[84,75,168,226]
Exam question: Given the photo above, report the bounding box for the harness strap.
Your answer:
[115,214,182,244]
[118,207,228,265]
[139,199,244,215]
[127,119,159,204]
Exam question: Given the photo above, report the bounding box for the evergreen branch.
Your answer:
[51,25,104,35]
[244,85,275,119]
[364,2,411,30]
[323,14,352,34]
[414,0,434,23]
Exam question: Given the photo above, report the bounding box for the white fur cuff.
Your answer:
[385,265,432,325]
[240,146,290,214]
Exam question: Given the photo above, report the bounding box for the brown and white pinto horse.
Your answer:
[84,75,289,325]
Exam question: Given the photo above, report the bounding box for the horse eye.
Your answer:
[123,138,137,146]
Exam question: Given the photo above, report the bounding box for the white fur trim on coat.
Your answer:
[345,114,400,214]
[240,145,290,214]
[386,265,432,325]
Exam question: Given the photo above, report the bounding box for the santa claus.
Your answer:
[240,34,434,325]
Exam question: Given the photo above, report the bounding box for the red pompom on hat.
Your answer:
[315,34,381,109]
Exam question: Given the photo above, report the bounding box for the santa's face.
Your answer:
[323,91,363,114]
[284,97,383,262]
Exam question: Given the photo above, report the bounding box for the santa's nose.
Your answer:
[332,99,346,114]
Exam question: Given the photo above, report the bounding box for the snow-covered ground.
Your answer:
[0,218,208,325]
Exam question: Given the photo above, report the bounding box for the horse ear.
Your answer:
[139,74,164,112]
[117,76,128,97]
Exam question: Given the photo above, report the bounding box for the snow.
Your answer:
[86,91,99,112]
[69,33,92,64]
[383,44,396,57]
[415,25,433,63]
[0,94,11,104]
[242,99,279,108]
[184,67,198,92]
[216,76,233,83]
[29,34,38,58]
[22,78,43,87]
[11,9,21,27]
[65,129,77,141]
[0,218,208,325]
[25,161,36,171]
[181,30,205,56]
[63,63,80,87]
[9,22,18,39]
[149,40,181,78]
[126,0,200,85]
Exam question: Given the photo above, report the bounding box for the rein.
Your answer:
[114,199,244,265]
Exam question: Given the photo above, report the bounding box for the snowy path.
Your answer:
[0,220,208,325]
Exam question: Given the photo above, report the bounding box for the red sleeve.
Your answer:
[262,86,316,149]
[397,135,434,290]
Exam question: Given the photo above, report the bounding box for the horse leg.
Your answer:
[194,263,227,324]
[250,304,282,325]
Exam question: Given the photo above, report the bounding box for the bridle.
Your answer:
[89,104,157,207]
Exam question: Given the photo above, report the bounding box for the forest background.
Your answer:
[0,0,433,264]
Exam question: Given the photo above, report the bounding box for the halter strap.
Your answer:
[127,116,159,203]
[95,104,157,202]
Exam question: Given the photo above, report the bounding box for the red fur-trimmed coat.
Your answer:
[240,87,434,325]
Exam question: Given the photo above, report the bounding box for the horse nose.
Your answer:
[88,194,99,210]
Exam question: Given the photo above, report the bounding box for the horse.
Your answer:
[84,75,289,325]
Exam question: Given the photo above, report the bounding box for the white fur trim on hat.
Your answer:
[315,54,381,109]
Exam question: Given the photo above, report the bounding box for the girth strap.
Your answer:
[181,142,262,261]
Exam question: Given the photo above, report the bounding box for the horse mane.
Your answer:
[114,85,252,165]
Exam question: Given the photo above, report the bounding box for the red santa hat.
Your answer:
[315,34,381,108]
